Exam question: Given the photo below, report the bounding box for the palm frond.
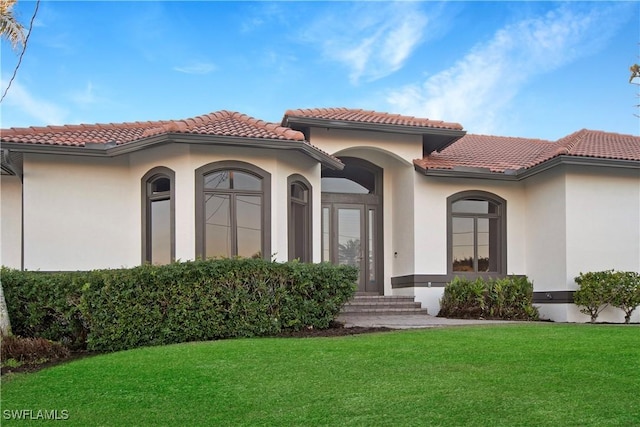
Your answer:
[0,0,26,51]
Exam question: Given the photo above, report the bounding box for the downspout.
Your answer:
[2,149,24,270]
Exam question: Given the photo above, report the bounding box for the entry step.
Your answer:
[341,295,428,315]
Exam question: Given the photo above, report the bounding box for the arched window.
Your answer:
[141,167,175,264]
[448,191,506,275]
[195,161,271,259]
[288,174,312,262]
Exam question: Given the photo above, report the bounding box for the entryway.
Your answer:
[321,157,382,294]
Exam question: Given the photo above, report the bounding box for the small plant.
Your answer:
[609,271,640,324]
[439,275,538,320]
[574,271,614,323]
[1,335,70,366]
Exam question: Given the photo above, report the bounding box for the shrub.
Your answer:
[574,270,640,324]
[1,335,70,365]
[438,276,538,320]
[610,272,640,324]
[2,259,357,352]
[574,271,614,323]
[1,268,91,349]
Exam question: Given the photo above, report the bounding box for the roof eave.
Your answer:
[284,115,465,138]
[1,133,344,170]
[518,155,640,179]
[414,164,519,181]
[415,155,640,181]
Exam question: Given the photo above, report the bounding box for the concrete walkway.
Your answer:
[337,313,525,329]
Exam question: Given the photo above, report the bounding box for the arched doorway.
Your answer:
[321,157,383,294]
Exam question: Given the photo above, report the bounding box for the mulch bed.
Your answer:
[1,322,394,376]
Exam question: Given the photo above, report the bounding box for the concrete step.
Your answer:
[341,295,428,315]
[340,309,429,315]
[343,302,423,309]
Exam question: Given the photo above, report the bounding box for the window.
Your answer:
[195,161,271,259]
[288,175,312,262]
[141,167,175,264]
[448,191,506,275]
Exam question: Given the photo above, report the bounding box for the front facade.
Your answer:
[2,109,639,322]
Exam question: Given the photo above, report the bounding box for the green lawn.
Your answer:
[2,324,639,426]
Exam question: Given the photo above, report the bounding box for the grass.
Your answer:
[2,324,639,426]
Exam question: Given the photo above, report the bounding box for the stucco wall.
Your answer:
[1,175,22,269]
[309,127,423,165]
[413,175,527,275]
[523,167,567,293]
[563,166,640,323]
[19,143,322,271]
[524,164,640,323]
[23,154,137,270]
[565,166,639,278]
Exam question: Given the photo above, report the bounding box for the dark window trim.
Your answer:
[195,160,271,260]
[447,190,507,277]
[141,166,176,264]
[287,174,312,262]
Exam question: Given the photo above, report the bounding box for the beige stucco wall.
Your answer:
[1,175,22,269]
[309,128,423,165]
[20,143,322,271]
[22,154,137,270]
[564,166,640,323]
[413,175,528,276]
[524,164,640,322]
[523,167,567,293]
[565,166,639,276]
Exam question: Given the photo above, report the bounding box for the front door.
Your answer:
[321,157,383,293]
[322,203,379,293]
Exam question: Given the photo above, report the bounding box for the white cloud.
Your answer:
[303,2,429,84]
[173,62,217,75]
[0,79,68,127]
[386,3,629,134]
[69,81,100,106]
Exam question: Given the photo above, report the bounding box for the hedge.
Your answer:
[1,259,357,352]
[438,276,539,320]
[574,270,640,323]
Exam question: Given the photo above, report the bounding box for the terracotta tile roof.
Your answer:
[415,134,554,172]
[533,129,640,166]
[0,111,305,147]
[284,107,463,131]
[415,130,640,173]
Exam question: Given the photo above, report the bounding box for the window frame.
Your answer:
[195,161,271,260]
[141,166,176,264]
[447,190,507,276]
[287,174,312,262]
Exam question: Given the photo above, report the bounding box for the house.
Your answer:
[1,108,639,322]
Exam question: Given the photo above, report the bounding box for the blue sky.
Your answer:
[1,1,638,140]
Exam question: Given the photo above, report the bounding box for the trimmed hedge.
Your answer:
[574,270,640,323]
[438,276,539,320]
[1,259,357,352]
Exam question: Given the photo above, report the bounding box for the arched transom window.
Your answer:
[288,174,312,262]
[141,167,175,265]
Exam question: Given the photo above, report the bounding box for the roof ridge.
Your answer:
[284,107,464,130]
[234,111,305,141]
[554,129,589,155]
[466,133,554,144]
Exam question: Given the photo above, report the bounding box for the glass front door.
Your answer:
[323,203,379,293]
